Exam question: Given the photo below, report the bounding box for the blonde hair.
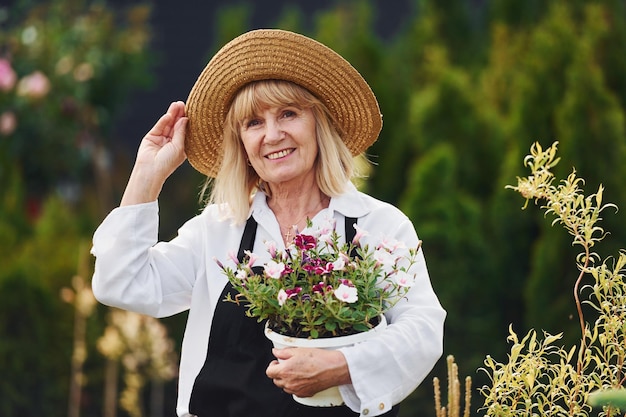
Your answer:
[202,80,366,223]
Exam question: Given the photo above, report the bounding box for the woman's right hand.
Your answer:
[121,101,188,206]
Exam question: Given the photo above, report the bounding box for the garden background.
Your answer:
[2,0,626,416]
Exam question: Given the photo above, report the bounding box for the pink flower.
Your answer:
[0,111,17,136]
[352,224,368,245]
[264,260,285,279]
[312,281,332,294]
[334,284,358,303]
[294,234,316,250]
[17,71,50,99]
[0,59,17,91]
[244,250,258,268]
[277,287,301,306]
[286,287,302,298]
[264,240,278,258]
[227,251,239,265]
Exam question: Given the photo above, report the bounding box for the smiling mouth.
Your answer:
[266,149,294,160]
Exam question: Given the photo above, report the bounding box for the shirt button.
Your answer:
[363,409,369,415]
[379,403,385,410]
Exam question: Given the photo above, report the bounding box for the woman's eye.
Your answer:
[245,118,261,128]
[282,110,296,118]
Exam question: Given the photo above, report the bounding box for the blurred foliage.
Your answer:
[3,0,626,416]
[0,0,156,416]
[0,0,153,199]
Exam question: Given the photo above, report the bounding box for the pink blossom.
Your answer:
[0,111,17,136]
[264,260,285,279]
[294,234,316,250]
[312,281,332,294]
[286,287,302,298]
[227,251,239,265]
[235,269,248,280]
[244,250,258,268]
[334,284,358,303]
[339,279,354,287]
[352,224,368,245]
[277,287,301,306]
[264,240,278,258]
[319,230,333,245]
[0,59,17,91]
[17,71,50,99]
[213,257,225,269]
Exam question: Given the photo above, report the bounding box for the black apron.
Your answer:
[188,216,400,417]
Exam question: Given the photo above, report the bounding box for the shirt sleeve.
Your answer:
[338,216,446,416]
[90,201,204,318]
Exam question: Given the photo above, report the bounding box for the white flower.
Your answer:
[394,270,416,287]
[334,284,358,303]
[235,269,248,280]
[277,289,288,306]
[264,260,285,279]
[373,248,395,267]
[378,236,405,252]
[332,253,349,271]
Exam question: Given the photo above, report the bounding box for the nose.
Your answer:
[264,119,284,143]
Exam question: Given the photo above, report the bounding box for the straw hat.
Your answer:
[185,29,382,177]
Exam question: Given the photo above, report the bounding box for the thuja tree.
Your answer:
[479,141,626,416]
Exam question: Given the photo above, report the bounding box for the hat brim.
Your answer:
[185,29,382,177]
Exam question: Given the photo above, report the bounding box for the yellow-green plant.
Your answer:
[479,141,626,416]
[434,355,472,417]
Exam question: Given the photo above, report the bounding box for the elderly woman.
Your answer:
[91,29,445,417]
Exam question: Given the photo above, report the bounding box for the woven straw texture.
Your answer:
[185,29,382,177]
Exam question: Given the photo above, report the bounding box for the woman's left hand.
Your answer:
[266,347,351,397]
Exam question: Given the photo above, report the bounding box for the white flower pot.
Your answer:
[264,315,387,407]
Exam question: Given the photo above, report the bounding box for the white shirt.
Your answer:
[91,182,446,417]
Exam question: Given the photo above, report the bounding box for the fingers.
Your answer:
[272,347,294,360]
[148,101,186,138]
[171,116,188,157]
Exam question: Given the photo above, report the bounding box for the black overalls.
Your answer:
[188,216,400,417]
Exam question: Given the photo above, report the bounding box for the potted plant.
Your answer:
[216,218,422,405]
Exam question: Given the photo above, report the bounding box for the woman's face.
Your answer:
[240,105,318,187]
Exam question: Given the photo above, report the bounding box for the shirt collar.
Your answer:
[250,182,371,219]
